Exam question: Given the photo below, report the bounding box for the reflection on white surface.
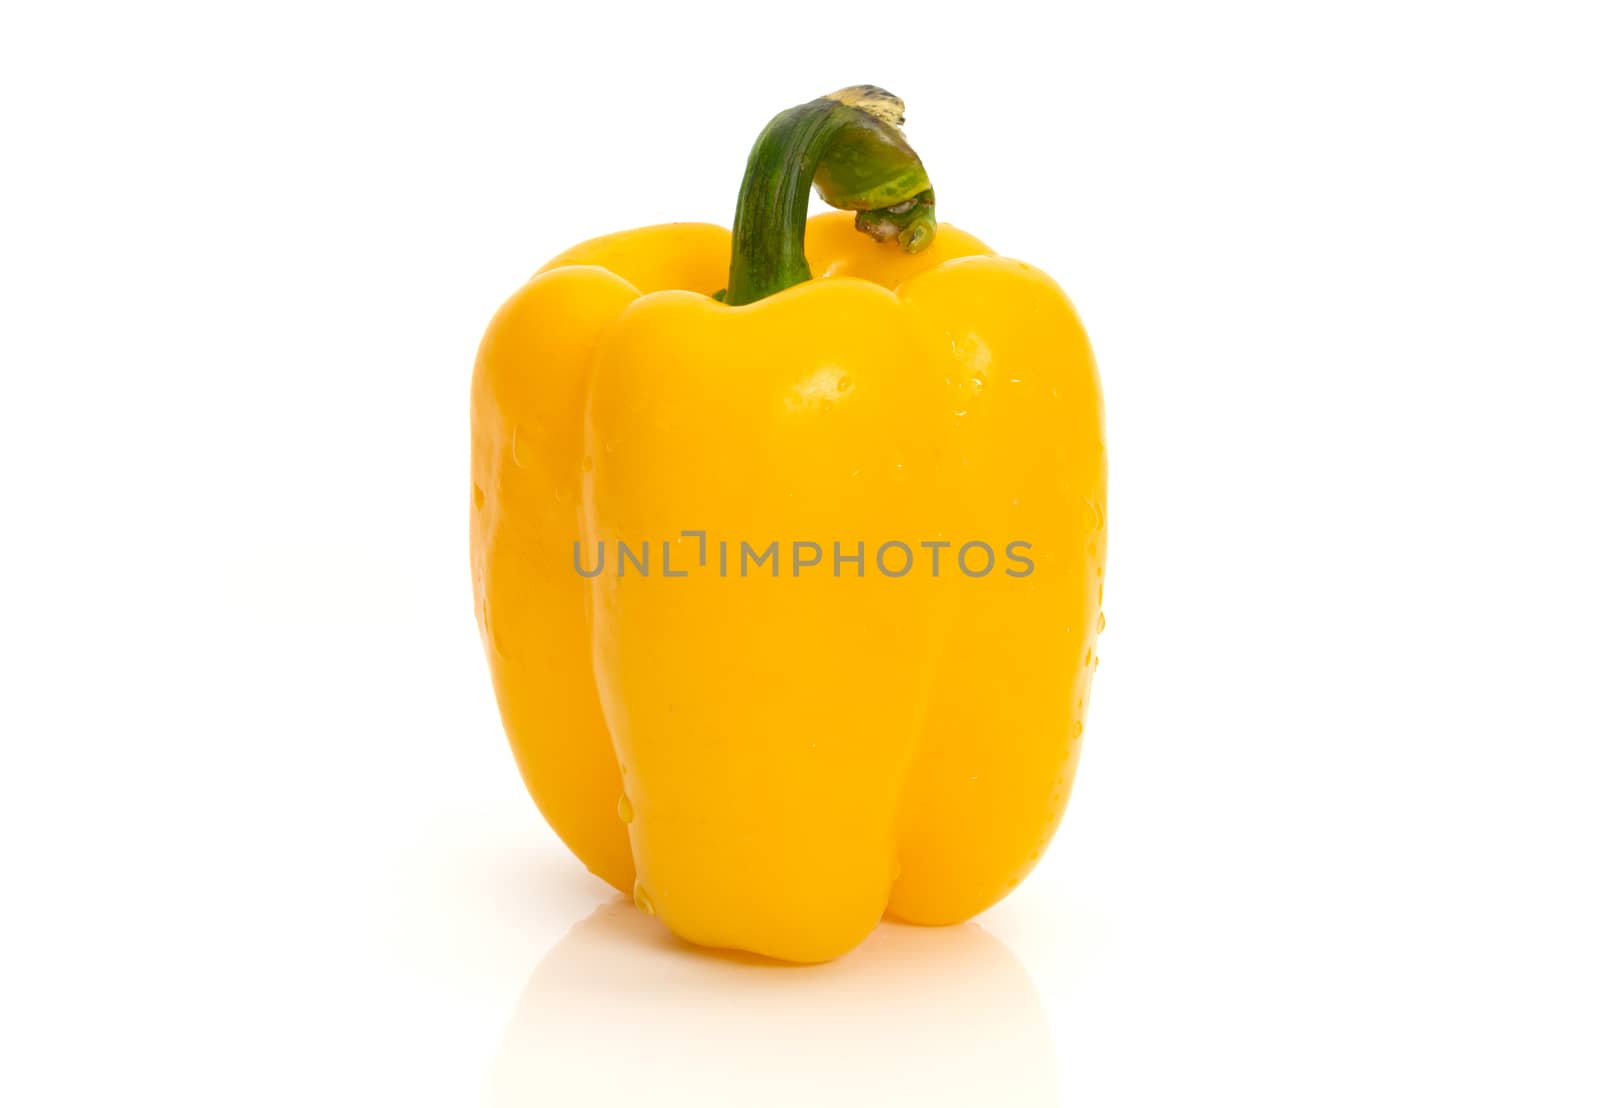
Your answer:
[487,897,1058,1106]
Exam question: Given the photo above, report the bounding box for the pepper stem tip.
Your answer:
[725,86,938,304]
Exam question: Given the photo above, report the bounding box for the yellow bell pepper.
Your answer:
[470,86,1106,963]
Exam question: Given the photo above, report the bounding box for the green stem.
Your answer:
[725,86,937,306]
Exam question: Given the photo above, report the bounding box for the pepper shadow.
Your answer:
[486,896,1059,1106]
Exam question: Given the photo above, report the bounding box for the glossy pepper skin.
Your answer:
[470,88,1105,963]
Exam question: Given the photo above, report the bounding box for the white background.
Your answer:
[3,1,1597,1104]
